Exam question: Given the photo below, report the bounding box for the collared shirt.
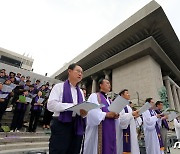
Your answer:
[47,82,85,117]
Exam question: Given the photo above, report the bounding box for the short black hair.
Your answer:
[68,63,80,70]
[145,98,153,103]
[155,101,163,107]
[98,78,109,89]
[29,85,34,88]
[119,89,128,96]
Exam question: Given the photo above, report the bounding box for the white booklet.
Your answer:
[65,101,105,115]
[9,83,17,90]
[2,85,13,93]
[168,111,178,121]
[0,94,8,98]
[160,108,170,115]
[139,102,151,115]
[0,78,5,83]
[108,95,129,113]
[37,98,44,103]
[26,97,32,103]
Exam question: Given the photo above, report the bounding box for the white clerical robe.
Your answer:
[142,110,164,154]
[174,118,180,140]
[116,105,140,154]
[83,93,120,154]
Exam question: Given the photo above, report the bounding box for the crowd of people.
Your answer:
[1,64,180,154]
[47,63,180,154]
[0,68,54,132]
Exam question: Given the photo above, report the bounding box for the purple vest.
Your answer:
[58,80,85,135]
[33,96,42,111]
[99,92,117,154]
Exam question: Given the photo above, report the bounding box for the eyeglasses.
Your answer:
[74,69,83,74]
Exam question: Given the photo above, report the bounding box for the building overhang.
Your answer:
[52,1,180,83]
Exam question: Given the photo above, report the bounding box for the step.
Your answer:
[0,136,50,144]
[0,142,49,151]
[0,131,50,138]
[0,147,49,154]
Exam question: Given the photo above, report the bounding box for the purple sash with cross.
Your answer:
[58,80,86,135]
[99,92,117,154]
[149,109,164,151]
[123,106,131,154]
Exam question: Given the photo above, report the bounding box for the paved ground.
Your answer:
[169,148,180,154]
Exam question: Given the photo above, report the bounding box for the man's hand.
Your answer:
[80,109,87,118]
[161,115,168,120]
[132,110,139,118]
[156,114,161,118]
[106,112,119,119]
[0,98,5,102]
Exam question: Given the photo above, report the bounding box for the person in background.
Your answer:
[0,70,6,82]
[174,115,180,141]
[28,91,44,132]
[15,73,21,82]
[0,82,7,127]
[19,76,25,86]
[155,101,169,154]
[10,89,29,132]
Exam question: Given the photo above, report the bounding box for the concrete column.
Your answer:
[177,89,180,107]
[103,70,111,80]
[91,76,98,93]
[164,79,175,109]
[81,80,87,89]
[171,84,180,112]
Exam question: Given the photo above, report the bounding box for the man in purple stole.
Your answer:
[142,98,164,154]
[83,78,119,154]
[155,101,169,154]
[117,89,140,154]
[48,63,87,154]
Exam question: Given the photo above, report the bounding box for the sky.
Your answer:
[0,0,179,77]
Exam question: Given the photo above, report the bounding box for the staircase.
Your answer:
[0,131,50,153]
[0,110,50,153]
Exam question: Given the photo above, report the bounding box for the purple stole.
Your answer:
[58,80,85,135]
[176,118,179,123]
[99,92,117,154]
[33,96,42,111]
[155,109,169,130]
[149,109,164,151]
[123,106,131,154]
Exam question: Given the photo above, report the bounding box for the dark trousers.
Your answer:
[0,101,7,126]
[43,108,53,125]
[49,118,83,154]
[29,110,41,132]
[11,109,25,130]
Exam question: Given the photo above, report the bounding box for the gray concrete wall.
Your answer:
[0,62,60,85]
[112,55,163,104]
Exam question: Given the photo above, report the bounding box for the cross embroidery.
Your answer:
[124,133,129,143]
[158,134,161,140]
